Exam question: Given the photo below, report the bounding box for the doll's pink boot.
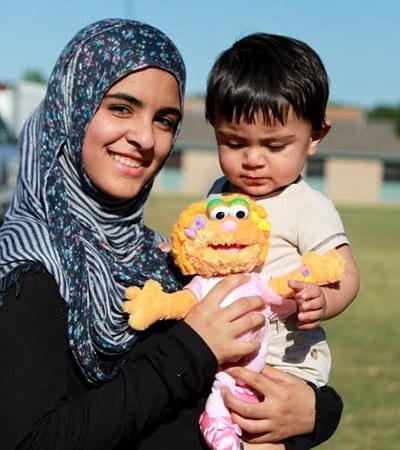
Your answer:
[199,411,242,450]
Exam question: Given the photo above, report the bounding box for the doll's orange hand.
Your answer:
[287,280,326,330]
[124,280,167,330]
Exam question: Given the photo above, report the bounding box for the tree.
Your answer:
[22,69,47,84]
[367,104,400,135]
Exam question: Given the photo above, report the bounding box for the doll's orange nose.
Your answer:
[220,219,237,232]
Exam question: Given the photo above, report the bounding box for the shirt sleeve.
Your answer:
[0,268,217,450]
[297,194,349,255]
[284,383,344,450]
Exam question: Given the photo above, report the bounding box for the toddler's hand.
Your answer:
[287,280,326,330]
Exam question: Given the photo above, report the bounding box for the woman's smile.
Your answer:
[108,150,145,170]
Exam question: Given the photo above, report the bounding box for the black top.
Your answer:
[0,268,342,449]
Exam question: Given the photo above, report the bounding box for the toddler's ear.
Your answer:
[321,118,332,137]
[308,119,332,156]
[312,119,331,141]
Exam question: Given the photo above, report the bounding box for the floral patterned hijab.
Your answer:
[0,19,185,383]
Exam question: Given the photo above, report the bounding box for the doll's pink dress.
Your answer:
[185,273,297,450]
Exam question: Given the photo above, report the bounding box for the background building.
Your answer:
[155,99,400,205]
[1,90,400,206]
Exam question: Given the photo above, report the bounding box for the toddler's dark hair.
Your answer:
[205,33,329,130]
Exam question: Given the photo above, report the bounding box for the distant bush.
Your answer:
[367,104,400,135]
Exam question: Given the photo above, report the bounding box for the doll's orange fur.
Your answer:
[124,194,346,330]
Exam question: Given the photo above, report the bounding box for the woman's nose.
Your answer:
[125,117,155,150]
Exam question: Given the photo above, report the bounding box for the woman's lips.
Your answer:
[109,152,141,169]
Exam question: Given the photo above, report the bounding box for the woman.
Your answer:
[0,19,341,449]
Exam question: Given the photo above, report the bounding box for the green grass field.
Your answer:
[146,194,400,450]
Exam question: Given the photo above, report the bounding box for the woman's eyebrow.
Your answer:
[103,92,181,119]
[103,92,142,107]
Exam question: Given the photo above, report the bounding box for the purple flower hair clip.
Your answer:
[184,214,207,239]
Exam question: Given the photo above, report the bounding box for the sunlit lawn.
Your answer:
[146,194,400,450]
[321,206,400,450]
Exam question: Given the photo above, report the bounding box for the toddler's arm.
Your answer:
[290,244,359,329]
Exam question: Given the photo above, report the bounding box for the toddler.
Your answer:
[201,32,360,449]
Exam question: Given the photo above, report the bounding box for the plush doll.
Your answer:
[123,194,346,450]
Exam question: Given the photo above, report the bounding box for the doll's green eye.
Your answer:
[229,205,249,220]
[209,206,229,221]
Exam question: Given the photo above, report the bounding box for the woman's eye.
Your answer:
[157,116,177,131]
[229,205,249,219]
[209,206,229,221]
[109,104,131,115]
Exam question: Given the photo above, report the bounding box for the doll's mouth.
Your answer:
[209,244,247,254]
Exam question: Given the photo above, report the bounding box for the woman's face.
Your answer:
[82,68,181,200]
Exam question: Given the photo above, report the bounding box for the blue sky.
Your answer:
[1,0,399,109]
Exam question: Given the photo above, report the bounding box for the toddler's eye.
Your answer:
[267,144,285,152]
[227,141,243,149]
[229,205,249,219]
[209,206,229,221]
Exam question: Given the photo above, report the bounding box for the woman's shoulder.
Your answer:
[1,263,64,316]
[5,263,57,293]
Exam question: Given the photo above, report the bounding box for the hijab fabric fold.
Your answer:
[0,19,185,383]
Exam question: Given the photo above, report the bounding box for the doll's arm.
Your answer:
[268,249,346,298]
[123,280,197,330]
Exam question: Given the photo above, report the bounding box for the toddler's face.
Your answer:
[214,109,327,197]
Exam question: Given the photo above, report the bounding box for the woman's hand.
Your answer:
[184,274,266,364]
[158,241,172,252]
[244,443,285,449]
[222,366,315,444]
